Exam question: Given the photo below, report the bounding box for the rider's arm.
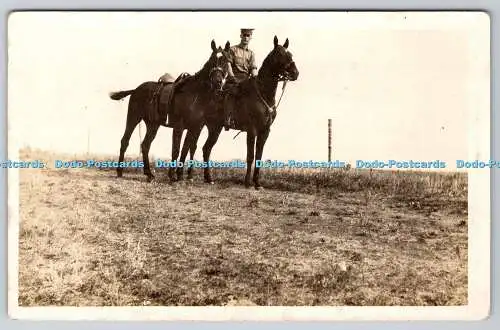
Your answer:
[249,50,258,77]
[226,62,238,82]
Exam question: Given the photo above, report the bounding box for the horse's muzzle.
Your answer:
[213,74,228,91]
[289,70,299,81]
[285,61,299,81]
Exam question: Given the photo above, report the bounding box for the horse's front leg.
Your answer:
[176,126,202,181]
[253,128,270,189]
[245,131,256,188]
[169,127,183,182]
[202,125,223,184]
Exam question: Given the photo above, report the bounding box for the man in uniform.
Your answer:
[223,28,258,131]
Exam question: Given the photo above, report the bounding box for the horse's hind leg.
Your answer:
[118,112,141,178]
[141,122,160,182]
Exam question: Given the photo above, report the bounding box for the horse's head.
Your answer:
[207,40,232,91]
[269,36,299,81]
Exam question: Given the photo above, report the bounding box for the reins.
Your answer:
[233,78,288,140]
[253,78,288,113]
[275,79,288,110]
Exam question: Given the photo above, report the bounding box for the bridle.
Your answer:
[277,59,296,82]
[187,49,229,111]
[208,51,229,92]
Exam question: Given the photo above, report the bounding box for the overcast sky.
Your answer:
[7,11,489,171]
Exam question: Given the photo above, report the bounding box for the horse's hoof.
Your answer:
[188,178,194,183]
[255,186,264,191]
[146,176,155,183]
[117,172,123,178]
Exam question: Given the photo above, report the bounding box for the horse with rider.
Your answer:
[110,28,299,188]
[155,28,259,132]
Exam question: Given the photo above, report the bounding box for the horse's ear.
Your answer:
[274,36,278,48]
[224,41,230,51]
[211,39,217,52]
[283,38,289,49]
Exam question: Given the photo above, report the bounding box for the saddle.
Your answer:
[158,72,176,84]
[151,72,191,127]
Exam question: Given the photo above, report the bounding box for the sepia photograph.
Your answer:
[7,11,490,320]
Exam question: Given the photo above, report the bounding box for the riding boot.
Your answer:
[165,115,173,127]
[224,115,231,131]
[166,112,178,128]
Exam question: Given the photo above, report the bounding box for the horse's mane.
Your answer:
[254,48,281,106]
[192,53,216,81]
[257,49,276,77]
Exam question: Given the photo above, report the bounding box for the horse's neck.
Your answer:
[256,67,278,105]
[192,62,212,84]
[192,71,208,84]
[179,72,206,92]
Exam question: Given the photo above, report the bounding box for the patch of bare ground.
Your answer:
[17,148,467,306]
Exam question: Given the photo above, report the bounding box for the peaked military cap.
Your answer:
[240,28,254,35]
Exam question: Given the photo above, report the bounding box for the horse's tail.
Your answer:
[109,89,135,101]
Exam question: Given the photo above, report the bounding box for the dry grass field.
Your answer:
[17,147,468,306]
